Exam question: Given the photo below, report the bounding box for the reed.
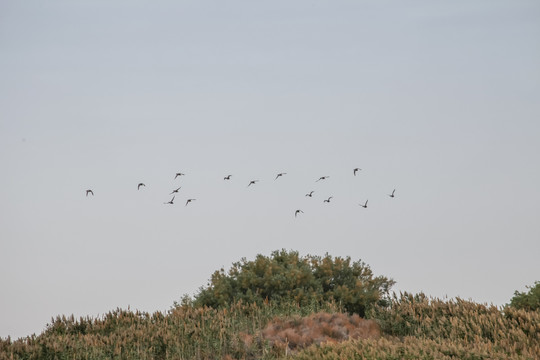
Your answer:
[293,293,540,360]
[1,300,340,360]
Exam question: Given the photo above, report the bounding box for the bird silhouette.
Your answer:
[170,187,181,195]
[388,189,396,198]
[164,196,175,205]
[137,183,145,190]
[354,168,361,176]
[174,173,185,179]
[305,191,314,197]
[360,200,368,208]
[185,198,196,206]
[247,180,259,187]
[316,176,330,182]
[275,172,287,180]
[323,196,333,203]
[295,209,304,217]
[224,175,232,180]
[86,189,94,197]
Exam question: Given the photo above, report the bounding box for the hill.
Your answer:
[1,250,538,359]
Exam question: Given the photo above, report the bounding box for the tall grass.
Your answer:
[1,293,538,359]
[293,293,540,360]
[1,300,340,360]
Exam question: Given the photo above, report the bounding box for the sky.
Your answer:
[1,0,539,339]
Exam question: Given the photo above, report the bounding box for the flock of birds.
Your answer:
[85,168,397,217]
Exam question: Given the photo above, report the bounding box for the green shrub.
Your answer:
[508,281,540,312]
[193,249,395,317]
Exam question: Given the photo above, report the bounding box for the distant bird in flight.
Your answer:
[175,172,185,179]
[305,191,314,197]
[164,196,175,205]
[275,172,287,180]
[360,200,368,208]
[86,189,94,197]
[388,189,396,198]
[353,168,361,176]
[295,209,304,217]
[185,198,196,206]
[316,176,330,182]
[170,187,181,195]
[224,175,232,180]
[137,183,145,190]
[323,196,333,203]
[247,180,259,187]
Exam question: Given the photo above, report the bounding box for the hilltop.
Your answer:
[1,250,538,359]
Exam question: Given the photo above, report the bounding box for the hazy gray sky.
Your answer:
[1,0,539,339]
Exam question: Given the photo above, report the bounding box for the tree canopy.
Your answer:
[193,249,395,317]
[508,281,540,311]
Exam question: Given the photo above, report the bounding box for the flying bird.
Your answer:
[224,175,232,180]
[388,189,396,198]
[170,187,181,195]
[86,189,94,197]
[353,168,361,176]
[275,172,287,180]
[360,200,368,208]
[305,191,314,197]
[323,196,333,203]
[185,198,196,206]
[174,172,185,179]
[247,180,259,187]
[137,183,145,190]
[316,176,330,182]
[295,209,304,217]
[164,196,175,205]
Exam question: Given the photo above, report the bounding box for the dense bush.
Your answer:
[193,249,395,317]
[508,281,540,312]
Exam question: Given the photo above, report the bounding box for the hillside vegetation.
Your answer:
[1,250,538,360]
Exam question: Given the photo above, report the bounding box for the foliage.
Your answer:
[294,293,540,359]
[2,252,539,359]
[351,292,540,360]
[294,335,538,360]
[193,249,395,317]
[508,281,540,312]
[0,300,341,360]
[2,294,538,360]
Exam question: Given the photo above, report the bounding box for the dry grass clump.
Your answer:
[261,312,380,354]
